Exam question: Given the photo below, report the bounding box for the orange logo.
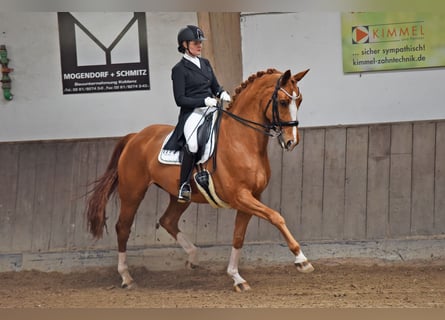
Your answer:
[352,26,369,44]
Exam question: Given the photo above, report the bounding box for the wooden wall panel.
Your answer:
[322,128,346,239]
[49,142,76,250]
[0,143,19,251]
[344,127,368,240]
[196,203,219,244]
[179,203,198,243]
[69,142,91,249]
[216,208,236,245]
[245,216,261,243]
[367,125,390,239]
[30,143,57,252]
[281,131,304,240]
[11,143,38,251]
[411,123,435,235]
[389,123,412,237]
[2,120,445,258]
[435,122,445,234]
[301,129,325,240]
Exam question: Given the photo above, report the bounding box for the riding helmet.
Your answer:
[177,25,206,53]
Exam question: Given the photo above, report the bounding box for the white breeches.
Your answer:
[183,107,214,153]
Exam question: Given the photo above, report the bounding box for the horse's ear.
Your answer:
[293,69,310,82]
[280,70,292,86]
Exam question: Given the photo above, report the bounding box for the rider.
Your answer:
[167,25,231,203]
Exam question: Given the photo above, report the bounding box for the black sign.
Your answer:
[58,12,150,94]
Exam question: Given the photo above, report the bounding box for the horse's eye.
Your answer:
[279,100,288,107]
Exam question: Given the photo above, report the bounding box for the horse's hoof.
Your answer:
[121,281,137,289]
[295,261,314,273]
[234,282,251,292]
[185,260,199,270]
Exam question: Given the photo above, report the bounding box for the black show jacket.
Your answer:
[165,57,223,151]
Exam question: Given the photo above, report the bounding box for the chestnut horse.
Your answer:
[86,68,313,291]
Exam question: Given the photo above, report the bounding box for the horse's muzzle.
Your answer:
[278,135,298,151]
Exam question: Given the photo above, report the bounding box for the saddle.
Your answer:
[159,112,216,165]
[158,110,230,209]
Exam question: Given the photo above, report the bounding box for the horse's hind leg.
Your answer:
[158,194,198,268]
[116,187,147,289]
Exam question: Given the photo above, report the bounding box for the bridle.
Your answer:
[266,75,301,132]
[220,75,301,138]
[209,75,301,171]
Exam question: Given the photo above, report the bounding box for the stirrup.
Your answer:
[178,182,191,203]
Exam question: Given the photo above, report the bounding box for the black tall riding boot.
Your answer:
[178,148,196,203]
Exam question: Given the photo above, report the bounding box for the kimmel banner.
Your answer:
[58,12,150,94]
[341,12,445,73]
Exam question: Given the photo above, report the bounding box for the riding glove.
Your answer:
[204,97,218,108]
[219,91,231,102]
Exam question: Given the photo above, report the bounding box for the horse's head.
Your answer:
[264,69,309,151]
[226,68,309,151]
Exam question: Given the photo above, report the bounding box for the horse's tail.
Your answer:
[86,133,136,239]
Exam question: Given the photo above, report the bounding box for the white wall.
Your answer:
[0,12,196,142]
[2,12,444,142]
[241,12,445,127]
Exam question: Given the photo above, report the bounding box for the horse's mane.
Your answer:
[227,68,281,110]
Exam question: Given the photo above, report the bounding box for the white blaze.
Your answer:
[289,91,299,141]
[280,87,300,143]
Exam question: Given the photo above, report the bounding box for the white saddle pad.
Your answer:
[158,115,217,165]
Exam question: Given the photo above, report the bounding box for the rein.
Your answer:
[207,100,274,174]
[219,106,277,137]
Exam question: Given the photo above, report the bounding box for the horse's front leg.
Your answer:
[227,210,252,292]
[234,190,314,274]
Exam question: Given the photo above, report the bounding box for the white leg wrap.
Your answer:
[118,252,134,286]
[227,247,247,286]
[177,232,198,265]
[118,252,128,274]
[294,250,308,264]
